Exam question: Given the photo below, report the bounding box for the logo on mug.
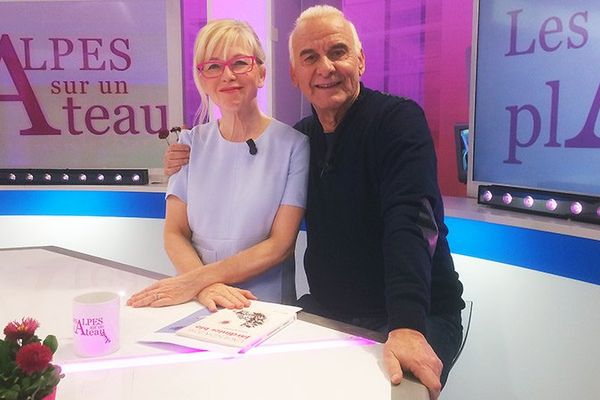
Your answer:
[73,317,111,344]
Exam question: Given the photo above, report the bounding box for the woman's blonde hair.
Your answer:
[193,19,266,124]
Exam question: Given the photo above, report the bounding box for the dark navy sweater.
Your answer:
[294,85,464,334]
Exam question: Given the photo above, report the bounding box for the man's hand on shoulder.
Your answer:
[164,143,191,176]
[383,328,442,400]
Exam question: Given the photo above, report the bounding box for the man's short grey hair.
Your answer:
[288,5,363,63]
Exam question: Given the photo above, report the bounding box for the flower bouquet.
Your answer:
[0,318,63,400]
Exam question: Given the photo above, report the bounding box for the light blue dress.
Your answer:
[166,119,309,304]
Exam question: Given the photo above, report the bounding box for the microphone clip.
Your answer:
[246,139,258,155]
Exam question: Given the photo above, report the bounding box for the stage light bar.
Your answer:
[0,169,148,186]
[478,185,600,225]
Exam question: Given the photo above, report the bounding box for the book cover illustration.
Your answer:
[176,301,300,352]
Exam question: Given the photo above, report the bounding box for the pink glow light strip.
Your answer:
[61,337,377,374]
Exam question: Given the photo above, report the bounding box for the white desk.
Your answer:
[0,246,428,400]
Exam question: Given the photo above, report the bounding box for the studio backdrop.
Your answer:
[0,0,183,168]
[470,0,600,197]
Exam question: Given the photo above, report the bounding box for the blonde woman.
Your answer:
[128,20,308,311]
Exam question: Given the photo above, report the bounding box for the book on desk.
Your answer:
[141,300,301,354]
[176,301,299,353]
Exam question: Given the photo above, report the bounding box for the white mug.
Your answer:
[73,291,120,357]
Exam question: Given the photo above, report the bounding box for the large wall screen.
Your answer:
[469,0,600,196]
[0,0,183,168]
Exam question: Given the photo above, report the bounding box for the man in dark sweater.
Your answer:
[288,6,463,398]
[164,5,464,398]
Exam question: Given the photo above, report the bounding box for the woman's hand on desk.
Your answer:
[197,283,257,312]
[126,272,203,308]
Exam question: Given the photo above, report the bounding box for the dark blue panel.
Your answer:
[0,190,165,219]
[446,217,600,286]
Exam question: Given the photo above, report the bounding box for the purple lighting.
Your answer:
[523,196,534,208]
[60,338,375,374]
[570,202,583,215]
[546,199,558,211]
[482,190,493,202]
[477,184,600,225]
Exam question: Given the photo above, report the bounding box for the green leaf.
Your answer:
[0,340,10,370]
[43,335,58,354]
[0,388,19,400]
[23,336,41,346]
[22,375,32,389]
[44,367,62,387]
[35,384,54,399]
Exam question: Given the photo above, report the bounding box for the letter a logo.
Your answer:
[0,34,60,135]
[73,318,85,335]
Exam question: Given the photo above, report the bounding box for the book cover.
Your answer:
[175,300,300,353]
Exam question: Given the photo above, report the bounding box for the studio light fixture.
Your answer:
[0,169,148,186]
[478,185,600,225]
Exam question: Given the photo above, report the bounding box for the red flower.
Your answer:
[3,317,39,341]
[15,342,53,374]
